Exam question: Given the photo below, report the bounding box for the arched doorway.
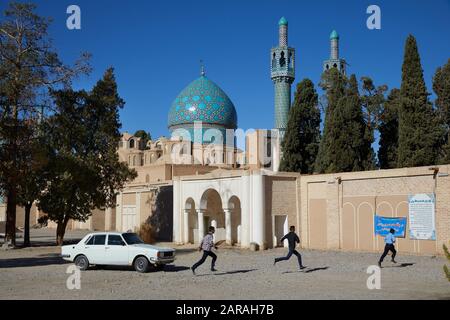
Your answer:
[228,196,242,245]
[200,189,224,242]
[184,198,196,244]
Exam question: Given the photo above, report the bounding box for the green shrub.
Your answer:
[444,243,450,282]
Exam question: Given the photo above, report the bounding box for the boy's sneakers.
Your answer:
[391,259,397,264]
[191,267,196,275]
[300,266,307,270]
[211,268,218,272]
[273,259,277,266]
[378,261,382,268]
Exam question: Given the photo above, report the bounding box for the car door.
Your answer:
[105,234,129,265]
[84,234,107,264]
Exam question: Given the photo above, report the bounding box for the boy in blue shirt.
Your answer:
[378,228,397,267]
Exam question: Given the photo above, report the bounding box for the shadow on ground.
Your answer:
[0,254,68,268]
[91,265,190,273]
[382,263,415,269]
[195,269,257,277]
[283,266,330,274]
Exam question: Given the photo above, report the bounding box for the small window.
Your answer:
[279,51,286,67]
[129,139,135,149]
[108,235,125,246]
[86,234,106,245]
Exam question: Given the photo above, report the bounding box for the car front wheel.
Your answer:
[74,255,89,271]
[134,256,150,273]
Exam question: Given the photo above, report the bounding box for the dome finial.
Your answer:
[330,30,339,40]
[200,59,205,76]
[279,17,288,26]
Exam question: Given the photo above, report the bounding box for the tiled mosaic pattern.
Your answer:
[168,76,238,130]
[274,79,292,139]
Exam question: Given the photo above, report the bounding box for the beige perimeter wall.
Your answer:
[299,165,450,255]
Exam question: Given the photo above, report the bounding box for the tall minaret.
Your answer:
[271,17,295,141]
[323,30,346,75]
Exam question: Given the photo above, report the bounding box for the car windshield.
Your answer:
[122,233,144,245]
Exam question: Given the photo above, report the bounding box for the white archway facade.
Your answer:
[173,170,266,249]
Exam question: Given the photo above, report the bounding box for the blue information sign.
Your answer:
[374,215,407,238]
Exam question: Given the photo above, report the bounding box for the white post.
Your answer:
[197,209,205,243]
[173,179,181,244]
[211,219,217,242]
[251,171,266,249]
[237,225,241,245]
[224,209,232,245]
[183,210,189,244]
[241,175,251,248]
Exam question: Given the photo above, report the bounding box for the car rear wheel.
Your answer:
[74,255,89,271]
[134,256,150,273]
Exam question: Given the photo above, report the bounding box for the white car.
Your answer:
[61,232,176,273]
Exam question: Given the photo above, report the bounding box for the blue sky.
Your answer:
[2,0,450,148]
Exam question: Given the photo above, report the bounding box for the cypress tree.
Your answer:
[397,35,443,167]
[433,59,450,164]
[315,68,346,173]
[338,74,373,171]
[280,79,320,174]
[315,71,371,173]
[378,89,400,169]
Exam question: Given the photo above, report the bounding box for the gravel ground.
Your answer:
[1,236,449,300]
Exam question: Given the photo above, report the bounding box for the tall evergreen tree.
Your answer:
[397,35,443,167]
[433,59,450,164]
[378,89,400,169]
[38,69,136,245]
[0,3,90,246]
[360,77,387,169]
[315,70,371,173]
[280,79,320,174]
[315,68,346,173]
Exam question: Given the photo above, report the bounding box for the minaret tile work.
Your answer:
[323,30,346,75]
[271,17,295,142]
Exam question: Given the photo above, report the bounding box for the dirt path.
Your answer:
[1,244,449,300]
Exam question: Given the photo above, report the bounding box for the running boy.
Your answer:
[191,226,218,275]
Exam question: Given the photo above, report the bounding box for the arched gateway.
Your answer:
[180,187,242,246]
[173,170,268,249]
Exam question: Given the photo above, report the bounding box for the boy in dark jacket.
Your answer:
[274,226,305,270]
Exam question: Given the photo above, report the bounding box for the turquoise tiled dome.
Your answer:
[168,75,238,130]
